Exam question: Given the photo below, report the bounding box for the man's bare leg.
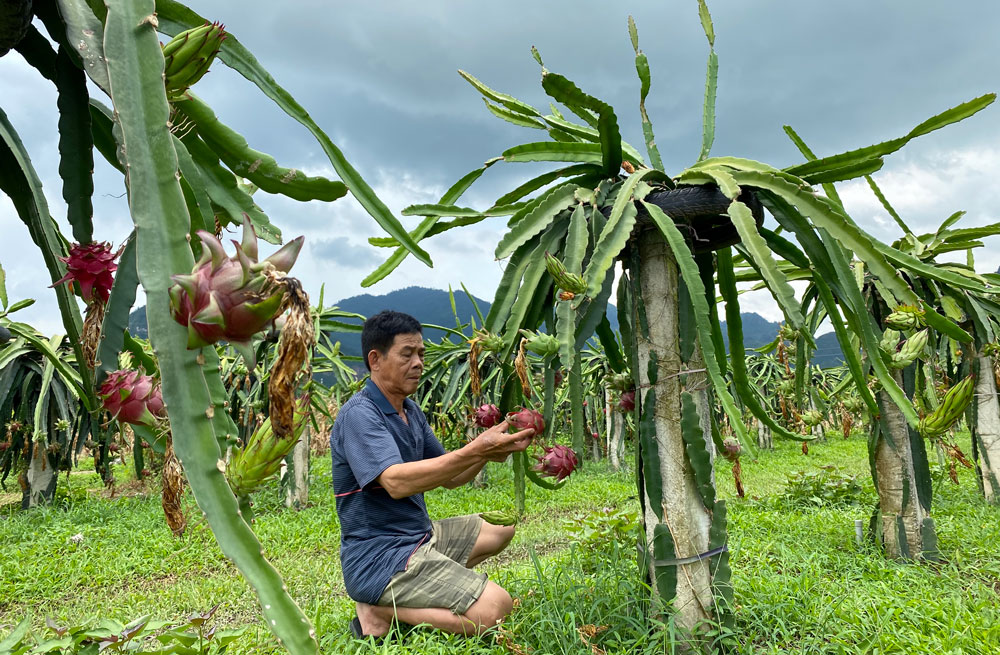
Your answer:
[356,581,513,637]
[466,523,514,568]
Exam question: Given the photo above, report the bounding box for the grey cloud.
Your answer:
[4,1,1000,330]
[310,236,383,269]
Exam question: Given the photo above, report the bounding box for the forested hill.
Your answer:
[127,286,845,366]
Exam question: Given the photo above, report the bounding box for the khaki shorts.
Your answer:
[377,514,487,615]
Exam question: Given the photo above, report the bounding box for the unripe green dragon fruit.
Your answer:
[889,328,929,369]
[919,374,975,438]
[162,21,227,100]
[801,409,823,426]
[533,444,578,481]
[842,396,864,413]
[168,219,302,365]
[544,252,587,298]
[606,371,632,393]
[99,370,165,427]
[474,329,505,353]
[884,305,926,331]
[880,328,901,353]
[507,407,545,434]
[51,242,120,305]
[520,329,559,357]
[227,403,309,497]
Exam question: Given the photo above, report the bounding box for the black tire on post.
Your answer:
[601,183,765,253]
[641,185,764,253]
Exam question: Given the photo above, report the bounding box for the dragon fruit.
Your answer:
[51,242,120,305]
[721,438,742,462]
[618,389,635,413]
[168,219,302,360]
[474,403,502,428]
[533,444,578,481]
[507,407,545,435]
[99,370,165,426]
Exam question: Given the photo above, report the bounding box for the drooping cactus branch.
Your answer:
[101,1,318,652]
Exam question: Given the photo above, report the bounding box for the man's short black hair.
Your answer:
[361,310,422,371]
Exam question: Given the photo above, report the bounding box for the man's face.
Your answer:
[370,332,425,397]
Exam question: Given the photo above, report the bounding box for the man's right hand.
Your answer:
[471,420,534,462]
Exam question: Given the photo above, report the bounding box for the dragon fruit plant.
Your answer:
[381,0,996,636]
[0,0,432,648]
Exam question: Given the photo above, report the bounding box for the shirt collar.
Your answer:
[365,378,402,416]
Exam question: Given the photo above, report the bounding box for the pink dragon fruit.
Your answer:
[474,403,501,428]
[99,370,166,426]
[618,389,635,413]
[591,431,599,440]
[507,407,545,435]
[168,219,302,359]
[533,444,578,481]
[51,241,120,304]
[721,438,742,462]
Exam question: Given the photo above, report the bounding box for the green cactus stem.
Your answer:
[102,1,317,652]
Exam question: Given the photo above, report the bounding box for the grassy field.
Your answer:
[2,431,999,654]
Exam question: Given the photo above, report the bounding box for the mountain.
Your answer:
[128,305,148,339]
[125,287,844,367]
[329,286,496,358]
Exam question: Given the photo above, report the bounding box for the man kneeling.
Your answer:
[330,311,533,637]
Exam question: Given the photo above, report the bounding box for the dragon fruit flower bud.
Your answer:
[99,370,166,427]
[168,218,302,365]
[51,241,121,305]
[163,21,227,100]
[533,444,578,481]
[507,407,545,435]
[474,403,502,428]
[520,329,559,357]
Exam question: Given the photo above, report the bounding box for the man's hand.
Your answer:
[470,420,534,462]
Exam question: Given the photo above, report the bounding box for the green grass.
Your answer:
[2,431,999,654]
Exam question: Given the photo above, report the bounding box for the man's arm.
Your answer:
[441,460,487,489]
[377,421,532,499]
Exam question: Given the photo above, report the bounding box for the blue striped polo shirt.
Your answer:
[330,379,447,604]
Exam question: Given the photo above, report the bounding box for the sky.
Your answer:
[2,0,1000,336]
